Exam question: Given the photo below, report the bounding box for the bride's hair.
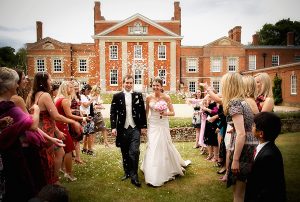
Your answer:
[153,77,164,93]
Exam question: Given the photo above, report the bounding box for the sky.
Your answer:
[0,0,299,51]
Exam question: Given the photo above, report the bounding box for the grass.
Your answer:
[61,132,300,202]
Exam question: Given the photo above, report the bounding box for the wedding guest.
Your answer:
[0,67,39,201]
[243,76,259,114]
[245,112,286,202]
[80,84,96,155]
[141,77,191,187]
[54,81,85,181]
[110,75,147,187]
[26,72,81,184]
[186,90,202,148]
[254,73,274,112]
[90,85,110,147]
[69,80,84,163]
[11,69,64,191]
[222,72,258,202]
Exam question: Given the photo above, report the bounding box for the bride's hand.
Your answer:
[141,128,147,136]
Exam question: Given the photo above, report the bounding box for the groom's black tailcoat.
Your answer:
[110,91,147,180]
[110,91,147,146]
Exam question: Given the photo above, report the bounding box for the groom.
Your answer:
[110,74,147,187]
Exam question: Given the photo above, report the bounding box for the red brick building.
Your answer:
[26,1,300,105]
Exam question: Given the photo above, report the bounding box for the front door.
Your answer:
[134,69,143,92]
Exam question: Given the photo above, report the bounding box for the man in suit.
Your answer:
[245,112,286,202]
[110,74,147,187]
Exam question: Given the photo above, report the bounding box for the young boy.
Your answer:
[245,112,286,202]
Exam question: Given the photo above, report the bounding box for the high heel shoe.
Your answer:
[64,173,77,182]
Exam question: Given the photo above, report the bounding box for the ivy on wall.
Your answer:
[273,74,283,105]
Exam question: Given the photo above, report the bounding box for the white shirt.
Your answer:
[80,94,90,116]
[124,90,136,129]
[254,141,269,160]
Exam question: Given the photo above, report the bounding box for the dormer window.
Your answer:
[128,21,148,35]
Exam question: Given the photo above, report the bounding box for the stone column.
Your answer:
[99,40,106,91]
[170,40,176,92]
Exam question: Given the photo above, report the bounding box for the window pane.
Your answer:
[249,55,256,70]
[110,70,118,85]
[37,59,45,72]
[189,81,196,92]
[158,69,166,85]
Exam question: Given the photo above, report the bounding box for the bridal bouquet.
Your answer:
[154,100,168,119]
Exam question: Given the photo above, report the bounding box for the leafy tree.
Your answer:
[15,48,27,73]
[273,74,283,105]
[0,46,17,67]
[258,18,300,45]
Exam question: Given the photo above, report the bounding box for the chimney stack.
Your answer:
[232,26,241,43]
[252,33,259,45]
[173,2,181,21]
[287,32,295,46]
[228,29,233,39]
[36,21,43,42]
[94,1,104,21]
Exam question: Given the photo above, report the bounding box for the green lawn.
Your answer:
[62,132,300,202]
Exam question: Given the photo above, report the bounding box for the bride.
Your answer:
[141,77,191,187]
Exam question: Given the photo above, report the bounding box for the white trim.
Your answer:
[94,13,180,37]
[109,45,118,60]
[99,40,106,91]
[186,58,199,73]
[93,35,183,40]
[134,45,142,60]
[35,58,46,73]
[110,69,118,86]
[122,41,128,78]
[158,45,167,60]
[170,41,177,92]
[227,57,238,72]
[291,74,297,95]
[248,55,256,70]
[148,41,154,87]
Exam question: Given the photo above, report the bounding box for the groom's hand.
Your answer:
[111,129,117,136]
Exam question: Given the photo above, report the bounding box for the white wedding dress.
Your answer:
[141,101,191,187]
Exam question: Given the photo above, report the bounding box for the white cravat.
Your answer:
[124,90,136,129]
[254,141,269,160]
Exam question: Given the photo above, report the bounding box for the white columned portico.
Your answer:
[99,40,106,91]
[121,41,128,78]
[170,40,177,92]
[148,41,154,87]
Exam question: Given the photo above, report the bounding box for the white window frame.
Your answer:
[228,57,238,72]
[189,81,196,93]
[272,55,279,66]
[295,55,300,62]
[110,69,118,86]
[158,69,166,86]
[109,45,118,60]
[134,69,142,85]
[158,45,166,60]
[128,21,148,35]
[78,59,88,73]
[53,58,63,72]
[134,45,142,60]
[211,79,221,93]
[248,55,256,70]
[36,58,46,72]
[291,74,297,95]
[210,57,222,72]
[186,58,198,73]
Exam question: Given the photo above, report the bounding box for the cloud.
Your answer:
[0,25,34,32]
[0,35,27,50]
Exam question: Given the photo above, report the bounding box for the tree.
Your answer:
[0,46,17,67]
[273,74,283,105]
[258,18,300,45]
[15,48,27,73]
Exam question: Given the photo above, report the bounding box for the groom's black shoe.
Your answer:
[131,179,141,187]
[121,175,130,181]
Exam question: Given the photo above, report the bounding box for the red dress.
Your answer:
[55,98,75,153]
[39,110,57,184]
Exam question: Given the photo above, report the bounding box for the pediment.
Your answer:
[27,37,68,50]
[94,13,180,38]
[205,36,243,47]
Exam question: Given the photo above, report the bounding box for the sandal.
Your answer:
[206,155,213,161]
[217,168,226,174]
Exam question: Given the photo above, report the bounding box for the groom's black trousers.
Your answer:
[120,126,141,180]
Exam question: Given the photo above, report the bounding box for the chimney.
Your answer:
[36,21,43,42]
[287,32,295,46]
[252,33,259,45]
[228,29,233,39]
[232,26,241,43]
[173,1,181,21]
[94,1,102,21]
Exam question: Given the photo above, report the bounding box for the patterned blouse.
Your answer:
[227,99,258,145]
